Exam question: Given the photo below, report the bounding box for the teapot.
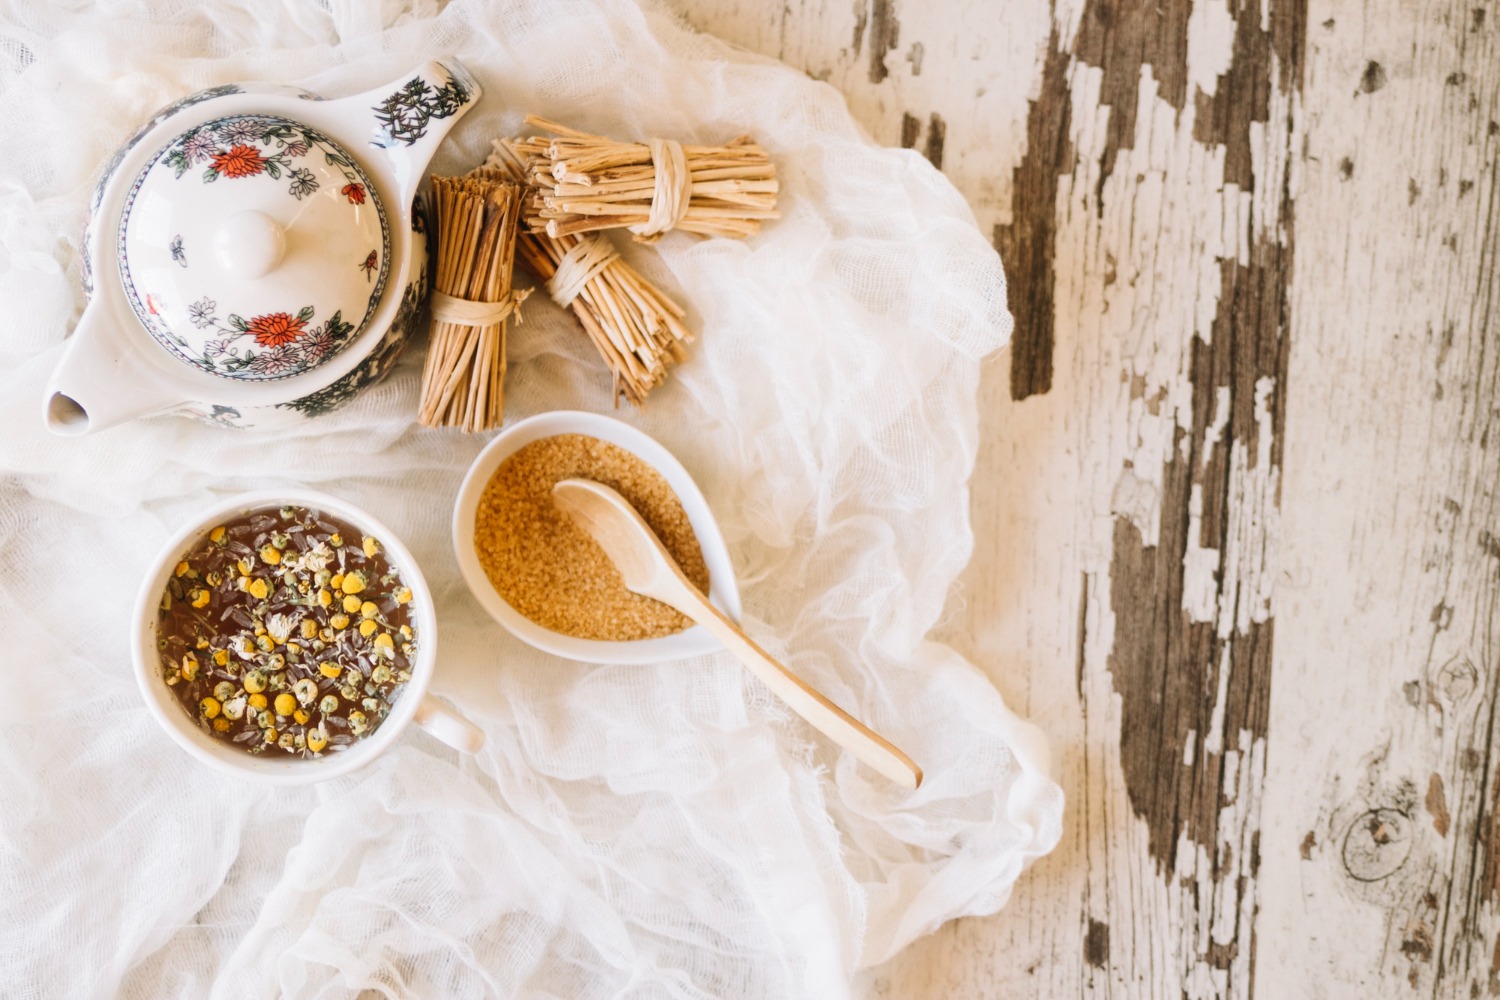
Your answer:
[44,61,480,434]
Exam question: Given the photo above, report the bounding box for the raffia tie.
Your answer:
[628,137,692,238]
[546,236,621,308]
[429,289,525,327]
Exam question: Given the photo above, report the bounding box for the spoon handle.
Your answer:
[679,587,923,790]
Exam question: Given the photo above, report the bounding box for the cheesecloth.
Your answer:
[0,1,1064,996]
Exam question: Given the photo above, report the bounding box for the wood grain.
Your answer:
[665,0,1499,995]
[1258,2,1500,994]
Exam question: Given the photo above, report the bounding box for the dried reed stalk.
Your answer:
[483,140,692,406]
[509,114,778,242]
[417,170,527,432]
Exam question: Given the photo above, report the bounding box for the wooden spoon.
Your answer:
[552,478,923,789]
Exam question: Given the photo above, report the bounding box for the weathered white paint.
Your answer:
[667,0,1498,996]
[1258,0,1500,995]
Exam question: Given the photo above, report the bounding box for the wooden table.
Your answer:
[670,0,1500,995]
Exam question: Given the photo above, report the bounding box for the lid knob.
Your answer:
[214,210,286,279]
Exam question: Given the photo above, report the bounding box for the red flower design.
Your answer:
[246,312,308,348]
[210,144,267,179]
[359,250,378,281]
[341,183,366,205]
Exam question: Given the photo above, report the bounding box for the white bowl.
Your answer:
[451,410,742,664]
[132,489,483,785]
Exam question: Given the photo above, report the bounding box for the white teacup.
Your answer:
[132,488,483,785]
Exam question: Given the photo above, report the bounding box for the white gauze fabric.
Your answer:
[0,1,1064,997]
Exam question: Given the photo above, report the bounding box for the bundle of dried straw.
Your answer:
[509,115,778,242]
[417,170,528,431]
[484,140,692,406]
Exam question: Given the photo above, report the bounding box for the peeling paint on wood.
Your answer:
[865,0,899,83]
[1087,0,1299,990]
[1358,60,1388,94]
[994,28,1070,402]
[1072,0,1193,208]
[1085,919,1109,968]
[1257,0,1500,992]
[923,112,945,169]
[1427,773,1450,837]
[897,112,944,168]
[667,0,1500,995]
[899,111,919,150]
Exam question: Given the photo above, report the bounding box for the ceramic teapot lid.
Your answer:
[117,114,391,381]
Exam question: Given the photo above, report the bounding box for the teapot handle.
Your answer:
[320,60,482,202]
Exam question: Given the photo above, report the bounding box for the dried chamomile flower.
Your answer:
[292,678,317,706]
[155,505,418,761]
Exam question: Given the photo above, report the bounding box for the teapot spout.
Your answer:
[322,60,482,200]
[44,303,179,435]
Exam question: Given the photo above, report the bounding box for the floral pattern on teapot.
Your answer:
[81,84,320,298]
[161,115,365,195]
[177,201,431,430]
[176,301,358,379]
[371,73,473,147]
[116,114,392,383]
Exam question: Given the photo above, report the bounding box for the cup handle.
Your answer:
[414,693,486,753]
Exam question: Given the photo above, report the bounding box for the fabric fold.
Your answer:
[0,1,1062,996]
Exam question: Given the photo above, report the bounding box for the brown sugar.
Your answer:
[473,433,710,640]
